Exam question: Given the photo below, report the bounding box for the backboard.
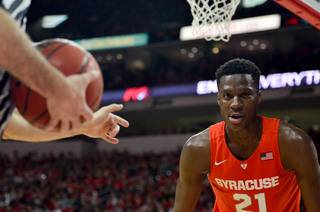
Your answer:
[273,0,320,29]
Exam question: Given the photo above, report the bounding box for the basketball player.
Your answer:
[173,58,320,211]
[0,1,99,133]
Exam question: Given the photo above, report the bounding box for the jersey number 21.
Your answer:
[233,193,267,212]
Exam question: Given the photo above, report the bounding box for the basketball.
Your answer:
[10,38,104,128]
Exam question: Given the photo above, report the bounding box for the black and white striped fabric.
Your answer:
[0,0,31,137]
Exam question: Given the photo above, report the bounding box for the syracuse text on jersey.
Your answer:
[215,176,279,191]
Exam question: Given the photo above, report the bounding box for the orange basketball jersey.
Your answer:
[208,116,300,212]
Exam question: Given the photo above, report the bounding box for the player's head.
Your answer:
[216,58,262,131]
[215,58,261,91]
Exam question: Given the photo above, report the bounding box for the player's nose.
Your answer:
[230,96,242,110]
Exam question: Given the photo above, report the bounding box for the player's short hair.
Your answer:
[215,58,261,91]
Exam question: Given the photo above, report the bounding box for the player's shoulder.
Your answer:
[181,128,211,173]
[278,120,311,145]
[182,127,211,159]
[278,121,317,172]
[278,121,315,170]
[185,127,211,150]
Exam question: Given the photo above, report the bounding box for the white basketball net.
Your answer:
[186,0,241,42]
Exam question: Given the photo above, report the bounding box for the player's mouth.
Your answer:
[229,114,244,124]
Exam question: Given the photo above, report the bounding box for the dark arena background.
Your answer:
[0,0,319,211]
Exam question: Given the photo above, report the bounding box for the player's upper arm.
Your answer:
[179,128,211,180]
[278,121,320,212]
[173,128,211,212]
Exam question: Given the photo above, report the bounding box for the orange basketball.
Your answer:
[10,38,104,128]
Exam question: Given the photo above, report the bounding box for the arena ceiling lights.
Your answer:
[41,14,68,28]
[242,0,268,8]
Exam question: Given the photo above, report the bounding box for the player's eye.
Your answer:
[243,93,251,98]
[222,93,232,99]
[242,92,255,99]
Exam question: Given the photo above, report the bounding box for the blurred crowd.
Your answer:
[0,150,215,212]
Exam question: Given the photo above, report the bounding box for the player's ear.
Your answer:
[257,90,262,104]
[217,93,221,106]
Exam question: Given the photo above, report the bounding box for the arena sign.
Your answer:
[101,70,320,102]
[123,86,150,102]
[197,70,320,95]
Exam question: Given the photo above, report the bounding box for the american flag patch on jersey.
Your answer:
[260,152,273,161]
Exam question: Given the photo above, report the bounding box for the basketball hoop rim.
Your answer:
[273,0,320,29]
[292,0,320,19]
